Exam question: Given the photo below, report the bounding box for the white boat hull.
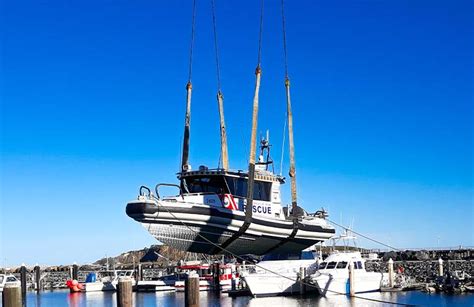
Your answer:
[83,282,116,292]
[127,200,334,255]
[312,272,387,296]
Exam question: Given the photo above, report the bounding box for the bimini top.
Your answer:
[177,167,285,184]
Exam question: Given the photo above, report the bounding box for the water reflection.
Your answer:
[23,290,474,307]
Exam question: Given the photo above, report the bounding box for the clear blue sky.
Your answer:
[1,0,472,266]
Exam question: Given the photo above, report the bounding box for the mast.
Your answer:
[181,0,197,172]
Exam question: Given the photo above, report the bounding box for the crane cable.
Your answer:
[188,0,197,83]
[281,0,289,79]
[211,0,229,170]
[211,0,222,91]
[181,0,197,172]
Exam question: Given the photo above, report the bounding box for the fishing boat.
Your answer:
[242,249,319,297]
[126,0,335,256]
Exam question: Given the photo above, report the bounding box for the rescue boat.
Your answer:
[126,139,335,256]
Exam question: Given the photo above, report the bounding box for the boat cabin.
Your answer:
[176,168,287,219]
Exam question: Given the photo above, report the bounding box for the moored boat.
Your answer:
[309,251,388,296]
[242,249,319,297]
[0,274,20,292]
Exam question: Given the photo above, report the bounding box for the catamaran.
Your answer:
[126,0,335,256]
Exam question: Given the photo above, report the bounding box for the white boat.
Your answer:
[126,139,335,256]
[0,274,20,292]
[82,270,135,292]
[135,279,175,292]
[309,251,388,296]
[242,250,319,297]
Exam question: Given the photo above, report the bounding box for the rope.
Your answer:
[211,0,222,91]
[281,0,289,79]
[188,0,197,82]
[150,197,415,306]
[327,219,401,252]
[257,0,264,66]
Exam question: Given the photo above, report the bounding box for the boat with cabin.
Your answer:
[309,250,388,296]
[242,249,319,297]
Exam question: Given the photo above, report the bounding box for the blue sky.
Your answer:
[1,0,472,266]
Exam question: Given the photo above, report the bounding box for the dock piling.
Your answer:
[136,263,142,282]
[349,261,355,297]
[72,262,78,281]
[20,264,27,306]
[3,284,22,307]
[388,258,394,288]
[117,277,133,307]
[438,258,443,277]
[185,273,200,307]
[34,264,41,293]
[299,267,306,295]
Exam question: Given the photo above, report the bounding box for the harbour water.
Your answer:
[7,290,474,306]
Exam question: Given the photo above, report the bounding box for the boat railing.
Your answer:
[155,183,183,200]
[139,186,151,197]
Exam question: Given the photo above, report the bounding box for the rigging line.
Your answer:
[211,0,222,91]
[257,0,264,66]
[188,0,197,82]
[150,197,415,306]
[328,219,401,252]
[281,0,289,79]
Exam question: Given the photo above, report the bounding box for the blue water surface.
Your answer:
[1,290,473,306]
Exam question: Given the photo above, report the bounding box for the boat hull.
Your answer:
[126,200,334,255]
[312,272,387,296]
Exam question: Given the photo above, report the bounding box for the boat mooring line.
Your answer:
[152,197,416,306]
[327,219,401,252]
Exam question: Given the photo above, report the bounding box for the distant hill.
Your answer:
[93,245,211,267]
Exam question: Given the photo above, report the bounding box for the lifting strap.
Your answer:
[181,0,197,172]
[262,0,299,255]
[211,0,264,254]
[211,0,229,170]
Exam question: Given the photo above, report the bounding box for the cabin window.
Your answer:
[6,277,17,282]
[356,261,363,269]
[326,262,337,269]
[183,176,229,194]
[336,261,348,269]
[319,262,327,269]
[226,178,272,201]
